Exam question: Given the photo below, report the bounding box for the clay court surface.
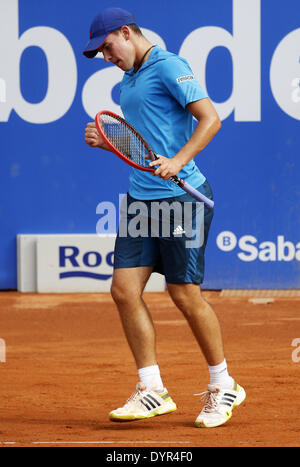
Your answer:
[0,290,299,448]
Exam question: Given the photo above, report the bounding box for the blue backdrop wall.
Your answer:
[0,0,299,290]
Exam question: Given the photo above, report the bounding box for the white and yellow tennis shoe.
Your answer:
[109,382,177,421]
[194,380,246,428]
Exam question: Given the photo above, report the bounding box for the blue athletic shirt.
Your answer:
[120,46,208,200]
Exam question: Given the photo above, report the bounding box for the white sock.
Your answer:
[208,359,233,389]
[138,365,164,392]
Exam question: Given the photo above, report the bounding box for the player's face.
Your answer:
[99,30,135,71]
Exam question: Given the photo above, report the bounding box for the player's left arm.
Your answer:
[175,98,221,165]
[150,98,221,180]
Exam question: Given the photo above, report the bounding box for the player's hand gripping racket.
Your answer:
[95,110,214,209]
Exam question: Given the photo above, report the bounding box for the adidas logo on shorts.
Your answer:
[173,225,186,236]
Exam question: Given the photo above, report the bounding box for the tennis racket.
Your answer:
[95,110,214,209]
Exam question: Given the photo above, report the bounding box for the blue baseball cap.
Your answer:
[83,7,136,58]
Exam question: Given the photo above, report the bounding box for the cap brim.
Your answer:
[83,34,107,58]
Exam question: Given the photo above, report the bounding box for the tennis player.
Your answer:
[83,7,246,428]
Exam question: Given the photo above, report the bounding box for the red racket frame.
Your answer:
[95,110,155,172]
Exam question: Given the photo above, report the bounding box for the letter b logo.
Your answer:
[216,231,237,252]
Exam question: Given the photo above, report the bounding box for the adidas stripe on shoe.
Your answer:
[194,380,246,428]
[109,382,177,421]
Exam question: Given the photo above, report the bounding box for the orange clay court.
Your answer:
[0,290,300,447]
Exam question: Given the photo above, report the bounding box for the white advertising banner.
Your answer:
[17,234,166,293]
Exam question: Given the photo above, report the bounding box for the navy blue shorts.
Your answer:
[113,180,214,284]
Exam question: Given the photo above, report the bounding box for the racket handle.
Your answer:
[150,153,214,208]
[171,176,214,209]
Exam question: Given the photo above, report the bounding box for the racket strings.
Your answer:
[100,114,151,168]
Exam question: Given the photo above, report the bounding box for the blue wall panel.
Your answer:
[0,0,299,289]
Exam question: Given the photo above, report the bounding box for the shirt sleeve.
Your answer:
[158,56,208,108]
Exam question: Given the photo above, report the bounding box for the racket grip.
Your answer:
[173,178,214,209]
[151,153,214,208]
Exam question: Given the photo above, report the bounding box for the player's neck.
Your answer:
[133,40,154,72]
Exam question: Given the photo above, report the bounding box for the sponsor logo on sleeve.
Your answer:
[176,75,195,83]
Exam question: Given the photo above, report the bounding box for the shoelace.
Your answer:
[194,390,220,413]
[124,386,146,410]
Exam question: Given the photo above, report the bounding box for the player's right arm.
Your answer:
[84,121,111,151]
